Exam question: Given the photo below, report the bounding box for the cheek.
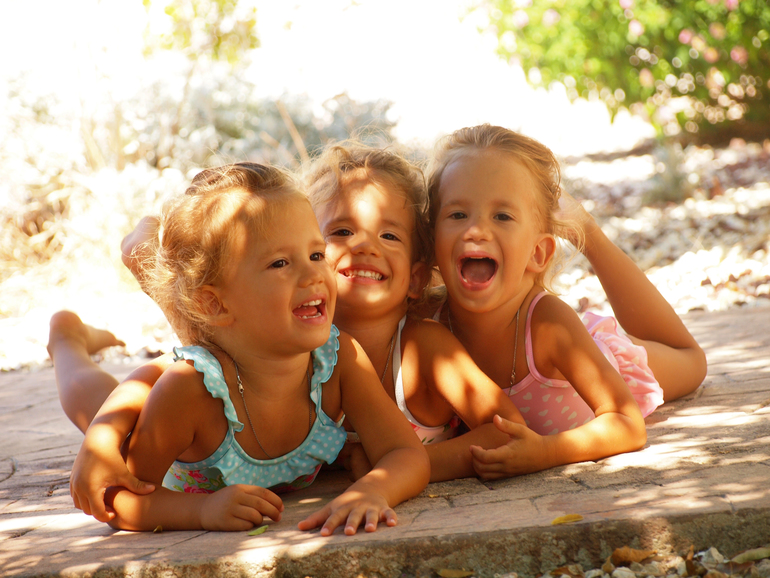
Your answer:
[324,246,346,271]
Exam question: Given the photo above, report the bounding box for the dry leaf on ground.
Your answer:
[612,546,657,565]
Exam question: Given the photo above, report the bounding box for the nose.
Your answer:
[350,232,381,257]
[300,258,329,288]
[462,215,492,242]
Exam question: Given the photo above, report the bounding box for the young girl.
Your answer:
[57,162,429,534]
[303,143,527,480]
[425,124,708,479]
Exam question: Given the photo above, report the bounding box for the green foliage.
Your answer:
[143,0,258,65]
[481,0,770,140]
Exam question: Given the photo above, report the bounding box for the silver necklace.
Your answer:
[234,360,311,460]
[380,331,396,384]
[447,306,521,389]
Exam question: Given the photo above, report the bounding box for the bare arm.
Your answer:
[298,333,430,536]
[71,354,174,522]
[472,296,647,479]
[106,361,283,531]
[415,320,527,482]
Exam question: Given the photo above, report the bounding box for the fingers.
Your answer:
[297,506,330,532]
[124,475,155,496]
[492,414,525,436]
[298,504,398,536]
[240,486,284,522]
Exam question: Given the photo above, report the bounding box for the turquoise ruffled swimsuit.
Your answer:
[162,326,347,494]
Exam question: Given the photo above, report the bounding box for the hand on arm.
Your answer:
[71,355,173,522]
[418,321,528,481]
[299,334,429,536]
[107,361,284,531]
[472,298,647,479]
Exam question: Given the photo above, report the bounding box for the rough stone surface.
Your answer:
[1,307,769,577]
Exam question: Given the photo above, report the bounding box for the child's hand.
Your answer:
[70,436,155,523]
[200,485,284,532]
[556,189,597,249]
[469,415,548,479]
[297,489,397,536]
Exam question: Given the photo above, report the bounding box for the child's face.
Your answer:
[315,180,419,325]
[219,199,336,354]
[434,149,546,314]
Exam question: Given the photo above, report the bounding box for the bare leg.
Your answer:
[47,311,125,433]
[561,192,708,401]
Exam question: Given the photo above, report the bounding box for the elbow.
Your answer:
[630,417,647,452]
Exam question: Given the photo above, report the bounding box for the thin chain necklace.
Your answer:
[447,305,521,390]
[380,330,397,384]
[234,360,311,460]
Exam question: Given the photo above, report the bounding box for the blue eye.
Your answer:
[310,252,325,261]
[381,232,399,241]
[330,229,352,237]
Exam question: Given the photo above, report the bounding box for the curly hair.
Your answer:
[426,124,582,291]
[140,162,307,346]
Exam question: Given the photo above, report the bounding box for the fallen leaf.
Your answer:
[611,546,657,565]
[551,514,583,525]
[248,525,268,536]
[153,525,163,533]
[731,548,770,564]
[601,555,615,574]
[552,564,584,577]
[437,569,475,578]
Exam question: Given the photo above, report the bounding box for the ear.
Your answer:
[196,285,234,327]
[407,261,429,300]
[527,234,556,273]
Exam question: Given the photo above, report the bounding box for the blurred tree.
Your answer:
[479,0,770,142]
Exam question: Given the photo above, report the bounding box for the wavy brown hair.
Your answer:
[141,162,306,347]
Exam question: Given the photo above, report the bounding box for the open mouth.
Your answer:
[293,298,325,319]
[460,257,497,285]
[340,268,384,281]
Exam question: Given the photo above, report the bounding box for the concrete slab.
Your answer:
[1,307,769,577]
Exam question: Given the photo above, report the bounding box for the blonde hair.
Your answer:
[304,141,432,283]
[426,124,582,291]
[142,162,307,347]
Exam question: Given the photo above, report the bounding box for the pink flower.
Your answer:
[679,29,693,44]
[183,483,213,494]
[731,45,748,65]
[619,0,633,8]
[629,19,645,37]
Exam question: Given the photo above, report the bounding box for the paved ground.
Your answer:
[1,306,769,578]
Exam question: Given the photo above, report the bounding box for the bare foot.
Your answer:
[47,311,125,360]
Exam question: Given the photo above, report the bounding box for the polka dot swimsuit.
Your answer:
[162,326,347,494]
[503,292,664,435]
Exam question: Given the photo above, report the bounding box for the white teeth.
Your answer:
[299,312,322,319]
[302,299,322,307]
[344,269,383,280]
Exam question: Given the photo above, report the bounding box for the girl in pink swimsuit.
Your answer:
[427,124,707,479]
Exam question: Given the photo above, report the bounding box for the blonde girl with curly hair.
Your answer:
[51,162,429,534]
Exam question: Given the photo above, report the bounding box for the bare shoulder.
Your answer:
[149,358,219,412]
[530,293,588,347]
[334,329,365,364]
[402,316,454,348]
